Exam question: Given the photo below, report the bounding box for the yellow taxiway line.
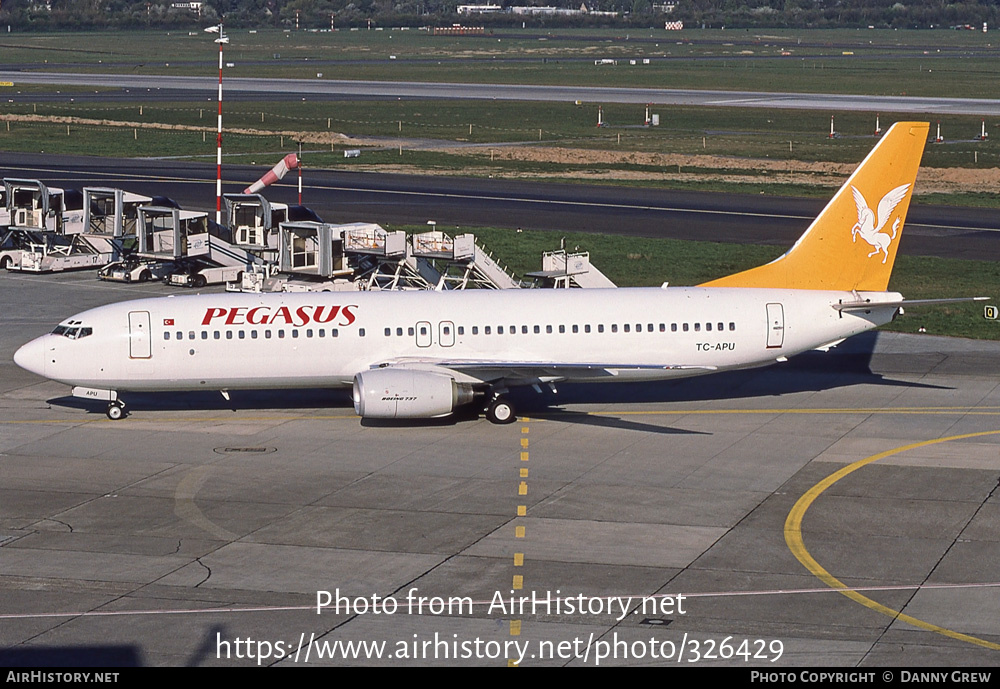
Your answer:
[784,430,1000,651]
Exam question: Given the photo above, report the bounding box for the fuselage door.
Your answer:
[415,321,432,348]
[766,302,785,349]
[439,321,455,347]
[128,310,152,359]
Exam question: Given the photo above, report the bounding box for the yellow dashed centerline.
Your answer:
[509,416,531,666]
[784,430,1000,652]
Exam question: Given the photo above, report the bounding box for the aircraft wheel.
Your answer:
[486,398,516,425]
[106,403,125,420]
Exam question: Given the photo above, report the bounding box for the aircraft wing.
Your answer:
[369,358,717,384]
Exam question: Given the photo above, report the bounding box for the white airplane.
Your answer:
[12,121,981,423]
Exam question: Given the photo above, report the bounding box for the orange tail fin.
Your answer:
[701,121,928,291]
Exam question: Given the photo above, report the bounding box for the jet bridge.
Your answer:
[138,206,262,287]
[224,193,289,254]
[136,206,209,259]
[4,179,84,234]
[278,221,352,278]
[84,188,152,238]
[525,249,617,289]
[410,231,521,290]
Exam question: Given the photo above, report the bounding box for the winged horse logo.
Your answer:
[850,184,910,264]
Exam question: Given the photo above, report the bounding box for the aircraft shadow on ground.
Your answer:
[46,332,949,423]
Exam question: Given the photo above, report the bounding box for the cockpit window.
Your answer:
[51,325,92,340]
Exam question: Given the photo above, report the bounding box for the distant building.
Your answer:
[456,4,503,14]
[171,1,203,16]
[510,4,617,16]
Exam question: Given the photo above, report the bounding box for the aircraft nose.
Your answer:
[13,336,47,378]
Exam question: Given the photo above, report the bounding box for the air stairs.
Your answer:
[525,249,616,289]
[410,231,521,290]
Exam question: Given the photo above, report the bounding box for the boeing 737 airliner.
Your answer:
[13,122,975,423]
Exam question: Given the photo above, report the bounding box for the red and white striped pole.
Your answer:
[206,23,228,225]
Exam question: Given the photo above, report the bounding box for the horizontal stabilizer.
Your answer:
[833,297,989,312]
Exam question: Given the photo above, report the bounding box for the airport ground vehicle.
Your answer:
[7,234,117,273]
[98,255,177,283]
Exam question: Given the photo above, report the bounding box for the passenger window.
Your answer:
[648,324,654,332]
[226,331,233,340]
[546,325,552,334]
[306,329,313,338]
[265,330,272,339]
[397,327,403,336]
[624,324,631,333]
[659,324,665,332]
[251,330,259,339]
[278,330,285,339]
[572,325,579,334]
[318,329,324,338]
[611,324,618,333]
[164,332,170,341]
[671,323,677,332]
[683,323,689,332]
[201,331,208,340]
[718,322,724,331]
[214,331,220,340]
[498,326,504,334]
[238,331,245,339]
[292,330,299,339]
[359,329,366,337]
[559,325,565,334]
[384,328,391,337]
[458,326,464,335]
[188,331,195,340]
[472,326,479,335]
[332,329,339,338]
[598,324,604,333]
[585,324,591,333]
[485,326,491,335]
[706,323,712,332]
[176,331,182,340]
[533,325,540,334]
[694,323,701,332]
[408,327,415,336]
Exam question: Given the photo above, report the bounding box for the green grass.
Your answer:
[6,28,1000,97]
[388,224,1000,340]
[5,98,999,165]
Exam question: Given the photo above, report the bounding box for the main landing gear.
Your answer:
[485,396,516,425]
[106,400,126,420]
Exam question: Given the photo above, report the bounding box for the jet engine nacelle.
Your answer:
[353,368,476,419]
